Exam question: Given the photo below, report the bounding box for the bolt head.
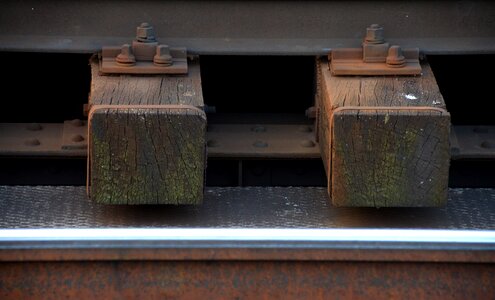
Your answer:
[136,23,156,42]
[207,140,219,147]
[365,24,385,44]
[386,45,406,68]
[153,44,173,66]
[300,139,316,148]
[116,44,136,66]
[69,119,84,127]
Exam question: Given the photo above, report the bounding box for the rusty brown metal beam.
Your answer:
[1,122,492,159]
[1,229,494,298]
[2,241,495,263]
[0,122,320,159]
[0,1,494,55]
[1,260,494,299]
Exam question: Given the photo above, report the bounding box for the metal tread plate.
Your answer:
[0,186,494,229]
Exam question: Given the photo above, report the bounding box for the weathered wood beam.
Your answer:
[317,58,450,207]
[88,57,206,205]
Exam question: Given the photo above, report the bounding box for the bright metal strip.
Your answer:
[1,228,494,244]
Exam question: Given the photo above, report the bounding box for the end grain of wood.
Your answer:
[317,58,450,207]
[88,56,206,205]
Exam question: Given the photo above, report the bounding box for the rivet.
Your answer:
[207,140,219,147]
[480,141,493,149]
[26,123,42,131]
[70,119,84,127]
[25,138,40,146]
[253,141,268,148]
[251,125,266,133]
[72,135,85,142]
[300,139,316,148]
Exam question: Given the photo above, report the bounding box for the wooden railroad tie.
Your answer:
[88,56,206,205]
[316,57,450,207]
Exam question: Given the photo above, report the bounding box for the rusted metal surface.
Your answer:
[207,124,319,158]
[2,240,495,263]
[100,23,188,74]
[0,122,319,158]
[330,24,421,76]
[0,186,494,297]
[61,119,87,150]
[0,121,86,156]
[451,125,495,159]
[1,260,493,300]
[1,1,494,55]
[1,123,494,160]
[1,228,495,262]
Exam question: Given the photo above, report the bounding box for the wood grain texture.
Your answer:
[90,107,206,205]
[90,57,203,107]
[89,56,206,205]
[317,58,451,207]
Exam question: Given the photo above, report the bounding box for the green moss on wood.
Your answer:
[90,110,205,205]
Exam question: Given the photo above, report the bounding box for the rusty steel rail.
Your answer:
[1,187,494,298]
[1,228,495,299]
[1,228,495,262]
[0,1,494,55]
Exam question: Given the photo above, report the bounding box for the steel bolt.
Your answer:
[136,22,156,43]
[386,45,406,68]
[153,45,173,67]
[116,44,136,67]
[365,24,385,44]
